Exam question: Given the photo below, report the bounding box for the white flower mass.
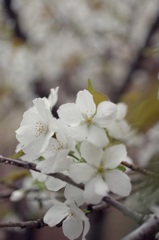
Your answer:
[15,85,132,240]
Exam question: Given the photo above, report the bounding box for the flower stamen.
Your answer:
[35,121,48,137]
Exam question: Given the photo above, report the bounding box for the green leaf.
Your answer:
[34,180,46,191]
[83,208,91,214]
[117,165,126,172]
[87,79,108,106]
[10,150,24,159]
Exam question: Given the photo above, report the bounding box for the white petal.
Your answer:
[68,125,88,142]
[70,163,96,183]
[94,101,117,128]
[52,150,70,172]
[104,144,127,169]
[63,215,83,240]
[45,176,66,191]
[23,134,50,156]
[33,98,51,123]
[64,184,84,206]
[106,169,132,197]
[16,125,35,146]
[48,87,59,109]
[58,103,82,125]
[80,141,103,167]
[82,217,90,240]
[30,170,47,181]
[107,120,131,141]
[76,90,96,117]
[36,158,54,174]
[87,125,109,148]
[44,203,68,227]
[116,103,127,120]
[84,177,104,204]
[56,129,67,146]
[20,107,39,126]
[42,138,59,158]
[94,175,109,196]
[40,131,55,153]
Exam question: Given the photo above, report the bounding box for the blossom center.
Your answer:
[97,165,105,178]
[35,121,48,137]
[83,116,93,126]
[52,141,65,153]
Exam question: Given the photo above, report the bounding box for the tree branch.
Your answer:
[0,219,47,229]
[0,155,84,190]
[122,215,159,240]
[0,190,12,199]
[103,196,143,224]
[0,155,144,224]
[122,161,159,178]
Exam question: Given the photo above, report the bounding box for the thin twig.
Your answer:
[0,155,144,224]
[122,161,159,178]
[122,215,159,240]
[0,219,47,229]
[0,155,84,190]
[103,196,143,224]
[0,190,12,199]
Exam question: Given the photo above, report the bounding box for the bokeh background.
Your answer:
[0,0,159,239]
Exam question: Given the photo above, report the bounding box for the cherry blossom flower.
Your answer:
[58,89,117,147]
[16,98,57,155]
[107,102,133,141]
[70,141,132,204]
[44,200,90,240]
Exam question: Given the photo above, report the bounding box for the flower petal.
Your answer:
[84,177,104,204]
[16,125,35,146]
[64,184,84,206]
[63,215,83,240]
[106,169,132,197]
[94,101,117,128]
[87,125,109,148]
[68,124,88,142]
[36,158,54,174]
[70,163,96,183]
[104,144,127,169]
[48,87,59,109]
[80,141,103,167]
[82,217,90,240]
[45,176,66,191]
[76,90,96,117]
[116,103,127,120]
[58,103,82,125]
[33,98,51,123]
[94,175,109,196]
[44,203,68,227]
[107,120,131,141]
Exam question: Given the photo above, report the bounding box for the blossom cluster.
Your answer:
[15,84,132,240]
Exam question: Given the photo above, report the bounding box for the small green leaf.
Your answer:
[10,150,24,159]
[117,165,126,172]
[83,208,91,214]
[34,180,46,190]
[87,79,108,106]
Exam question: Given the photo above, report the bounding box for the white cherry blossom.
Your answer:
[58,89,117,147]
[16,98,57,155]
[107,103,133,141]
[44,200,90,240]
[70,141,132,204]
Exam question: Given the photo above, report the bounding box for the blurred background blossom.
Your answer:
[0,0,159,239]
